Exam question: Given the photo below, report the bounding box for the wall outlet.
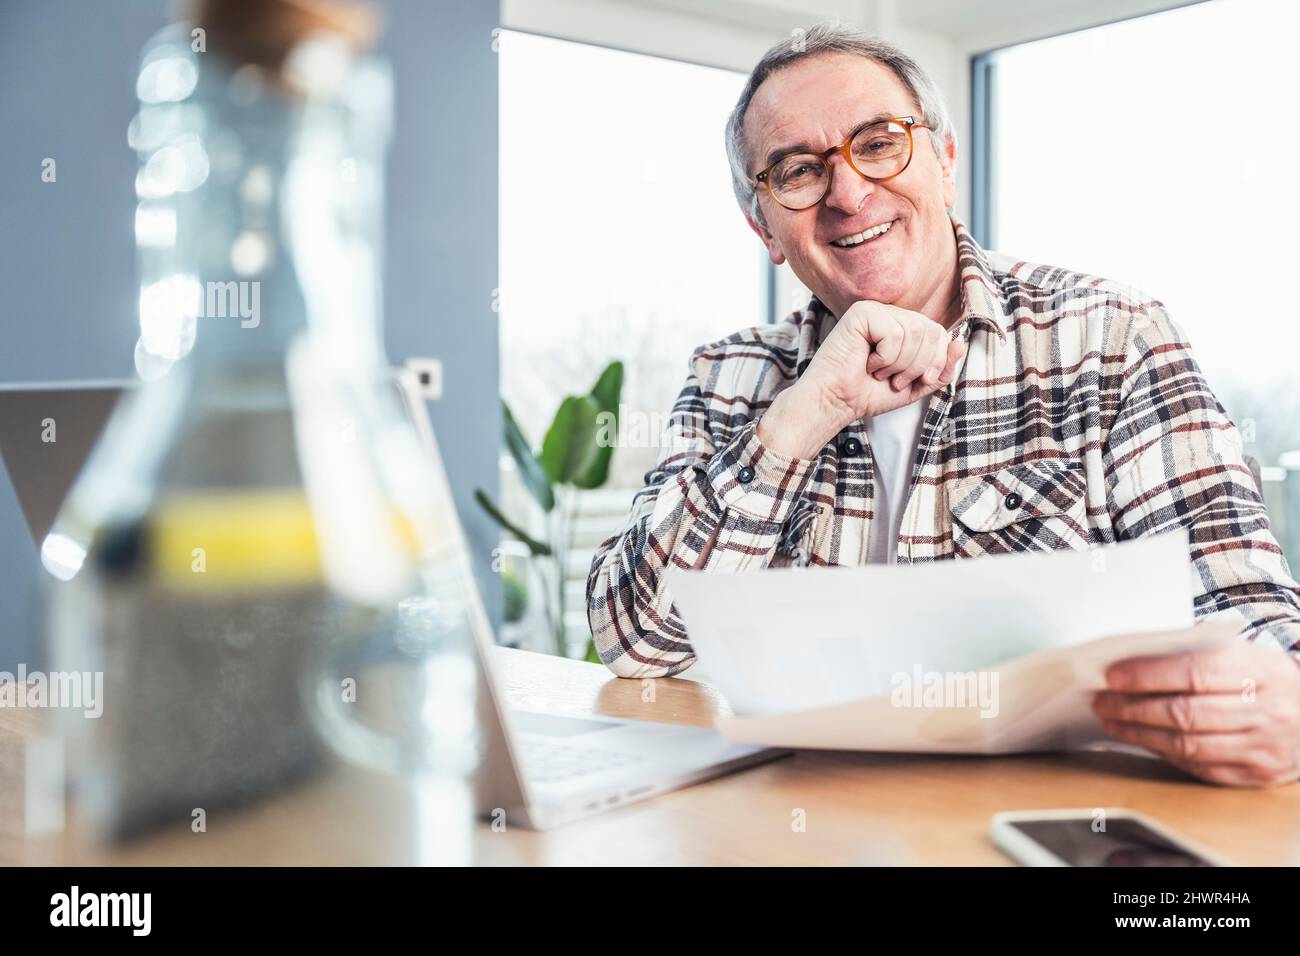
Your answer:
[404,358,443,401]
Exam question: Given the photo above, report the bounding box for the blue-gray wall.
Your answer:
[380,0,503,635]
[0,0,502,669]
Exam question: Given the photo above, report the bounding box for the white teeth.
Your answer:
[832,220,895,247]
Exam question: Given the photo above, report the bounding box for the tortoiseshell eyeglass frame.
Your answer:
[753,115,930,211]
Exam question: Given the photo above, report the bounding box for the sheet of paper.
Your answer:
[665,531,1195,721]
[713,622,1239,754]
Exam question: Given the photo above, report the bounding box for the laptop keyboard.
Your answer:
[518,738,644,784]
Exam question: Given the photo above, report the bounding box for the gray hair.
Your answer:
[725,22,956,227]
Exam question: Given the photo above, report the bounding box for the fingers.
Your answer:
[1097,720,1259,767]
[939,339,966,384]
[1104,643,1266,695]
[864,315,904,374]
[880,324,941,392]
[1092,691,1264,734]
[905,338,967,401]
[1095,665,1300,786]
[1176,761,1296,788]
[871,321,921,381]
[858,306,967,396]
[1097,719,1298,786]
[917,332,949,388]
[1094,632,1300,789]
[891,324,945,392]
[886,349,926,392]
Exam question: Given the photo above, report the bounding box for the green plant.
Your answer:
[501,567,528,625]
[476,362,623,658]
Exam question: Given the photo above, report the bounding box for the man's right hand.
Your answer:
[757,301,966,459]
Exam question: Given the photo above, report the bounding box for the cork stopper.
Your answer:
[189,0,380,73]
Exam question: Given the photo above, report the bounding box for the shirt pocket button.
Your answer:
[737,465,756,484]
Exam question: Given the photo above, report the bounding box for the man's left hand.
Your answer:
[1092,638,1300,787]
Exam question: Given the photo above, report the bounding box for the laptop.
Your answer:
[0,375,787,830]
[0,380,126,543]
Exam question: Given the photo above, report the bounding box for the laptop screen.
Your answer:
[0,382,127,544]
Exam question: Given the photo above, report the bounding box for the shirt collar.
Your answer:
[949,211,1009,341]
[796,210,1009,373]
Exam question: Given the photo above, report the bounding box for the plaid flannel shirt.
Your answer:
[587,212,1300,678]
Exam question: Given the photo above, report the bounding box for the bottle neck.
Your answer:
[134,30,390,383]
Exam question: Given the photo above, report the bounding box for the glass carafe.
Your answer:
[42,14,480,855]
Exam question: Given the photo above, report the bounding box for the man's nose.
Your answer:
[822,152,875,216]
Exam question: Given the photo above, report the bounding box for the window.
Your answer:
[977,0,1300,558]
[497,31,769,651]
[499,30,768,490]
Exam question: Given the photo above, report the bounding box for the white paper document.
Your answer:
[666,531,1235,754]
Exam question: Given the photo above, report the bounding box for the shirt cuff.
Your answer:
[705,419,819,524]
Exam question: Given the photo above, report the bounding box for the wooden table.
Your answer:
[2,647,1298,865]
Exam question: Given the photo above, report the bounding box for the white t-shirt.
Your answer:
[864,401,929,564]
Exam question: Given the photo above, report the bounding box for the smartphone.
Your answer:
[990,809,1230,867]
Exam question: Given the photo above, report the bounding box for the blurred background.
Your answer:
[3,0,1298,669]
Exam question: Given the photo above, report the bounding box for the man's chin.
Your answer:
[801,271,906,316]
[839,283,906,311]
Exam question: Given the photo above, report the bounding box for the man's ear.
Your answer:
[938,133,958,211]
[745,213,786,266]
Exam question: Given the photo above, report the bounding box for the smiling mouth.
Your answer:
[830,218,899,248]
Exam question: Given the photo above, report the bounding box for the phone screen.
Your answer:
[1009,817,1217,867]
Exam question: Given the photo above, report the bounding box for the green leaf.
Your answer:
[473,489,552,557]
[573,361,624,489]
[583,637,602,664]
[502,569,528,623]
[503,401,554,512]
[589,360,623,416]
[539,394,602,486]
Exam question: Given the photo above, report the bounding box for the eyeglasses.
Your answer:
[753,116,929,211]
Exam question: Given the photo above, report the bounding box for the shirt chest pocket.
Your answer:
[948,459,1091,557]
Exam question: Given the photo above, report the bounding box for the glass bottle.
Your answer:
[42,6,480,857]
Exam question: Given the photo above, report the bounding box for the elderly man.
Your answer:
[586,22,1300,787]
